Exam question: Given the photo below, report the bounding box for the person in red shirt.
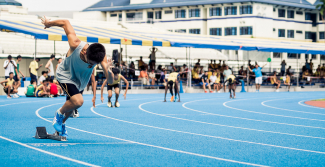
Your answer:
[47,78,61,97]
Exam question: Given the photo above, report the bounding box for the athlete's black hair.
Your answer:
[87,43,106,63]
[30,79,36,84]
[49,78,53,83]
[9,72,13,75]
[42,71,47,75]
[112,68,120,75]
[17,55,22,59]
[50,54,55,59]
[8,55,12,59]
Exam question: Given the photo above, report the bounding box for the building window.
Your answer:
[278,9,285,17]
[155,11,162,19]
[239,5,252,15]
[110,14,117,17]
[119,14,122,21]
[305,32,312,39]
[175,29,186,33]
[273,53,282,58]
[296,30,303,34]
[240,26,252,35]
[175,10,186,18]
[210,28,222,36]
[189,9,200,17]
[287,30,294,38]
[278,29,285,37]
[288,53,301,59]
[320,32,325,39]
[225,27,237,36]
[224,6,237,16]
[126,12,143,21]
[321,55,325,60]
[296,11,303,15]
[210,7,222,16]
[305,13,311,20]
[312,54,317,59]
[287,10,294,18]
[305,54,309,59]
[165,10,172,14]
[189,29,200,34]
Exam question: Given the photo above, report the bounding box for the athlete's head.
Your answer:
[43,78,50,86]
[204,71,208,75]
[50,54,55,60]
[30,79,36,85]
[255,64,259,69]
[17,55,22,62]
[42,71,48,76]
[49,78,54,83]
[9,72,14,79]
[57,58,62,64]
[112,68,120,80]
[85,43,106,66]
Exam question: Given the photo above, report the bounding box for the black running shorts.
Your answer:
[58,82,84,101]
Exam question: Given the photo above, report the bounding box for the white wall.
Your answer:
[73,11,106,21]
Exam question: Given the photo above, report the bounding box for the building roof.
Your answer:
[0,0,22,6]
[83,0,318,12]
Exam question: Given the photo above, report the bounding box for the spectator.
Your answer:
[213,60,217,70]
[56,58,62,71]
[305,59,311,72]
[217,60,222,70]
[283,74,291,92]
[1,72,19,98]
[314,68,321,77]
[208,67,213,80]
[45,54,55,80]
[38,71,48,85]
[286,66,292,76]
[271,72,281,92]
[280,60,286,76]
[129,61,135,78]
[149,69,157,88]
[223,65,232,92]
[200,71,213,93]
[29,58,43,84]
[196,59,200,66]
[168,62,176,72]
[157,65,163,74]
[139,68,149,85]
[209,71,220,92]
[47,78,61,97]
[215,70,223,92]
[3,55,17,79]
[180,64,187,78]
[238,66,247,77]
[14,55,25,87]
[208,60,214,69]
[25,79,37,97]
[310,59,314,74]
[35,78,50,97]
[248,63,267,92]
[321,64,325,71]
[198,68,204,78]
[160,69,167,85]
[137,56,146,70]
[302,69,312,84]
[192,66,200,83]
[149,47,158,70]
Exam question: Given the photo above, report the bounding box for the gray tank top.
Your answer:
[56,42,95,91]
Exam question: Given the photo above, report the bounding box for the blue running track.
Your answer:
[0,92,325,166]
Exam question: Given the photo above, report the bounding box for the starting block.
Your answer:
[34,127,67,141]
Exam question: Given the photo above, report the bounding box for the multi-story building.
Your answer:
[82,0,324,43]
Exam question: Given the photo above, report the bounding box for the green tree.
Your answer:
[316,0,325,37]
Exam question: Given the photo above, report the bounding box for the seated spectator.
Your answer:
[270,72,281,92]
[160,69,168,86]
[38,71,48,85]
[139,68,149,85]
[180,64,187,78]
[200,71,213,93]
[35,78,50,97]
[192,66,200,83]
[209,71,222,92]
[286,66,292,76]
[157,65,163,74]
[314,68,321,77]
[149,69,157,88]
[321,63,325,71]
[25,79,37,97]
[238,66,247,77]
[0,72,18,98]
[207,68,213,80]
[302,70,312,84]
[283,74,291,92]
[47,79,62,97]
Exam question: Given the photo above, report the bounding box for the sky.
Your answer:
[17,0,102,11]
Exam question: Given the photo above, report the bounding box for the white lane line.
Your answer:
[298,100,325,110]
[181,99,325,139]
[36,102,268,167]
[0,99,65,107]
[0,136,100,167]
[92,103,325,155]
[224,98,325,122]
[261,98,325,116]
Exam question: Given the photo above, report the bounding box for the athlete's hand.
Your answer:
[123,93,126,100]
[101,96,104,103]
[92,96,96,108]
[41,16,51,29]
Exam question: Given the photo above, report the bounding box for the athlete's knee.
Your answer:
[72,99,84,108]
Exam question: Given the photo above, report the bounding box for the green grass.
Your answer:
[312,99,325,101]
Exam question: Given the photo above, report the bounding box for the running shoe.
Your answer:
[210,91,213,93]
[60,124,68,137]
[230,95,232,99]
[107,102,112,108]
[174,96,177,102]
[115,102,120,108]
[7,96,12,99]
[170,96,174,102]
[52,109,64,132]
[13,94,19,98]
[276,89,280,92]
[233,96,236,99]
[205,91,208,93]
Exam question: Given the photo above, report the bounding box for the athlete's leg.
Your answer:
[115,87,120,102]
[60,94,84,123]
[108,90,112,102]
[169,82,174,96]
[202,82,206,92]
[175,81,180,102]
[207,83,212,92]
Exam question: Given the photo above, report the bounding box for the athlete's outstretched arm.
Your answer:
[90,73,97,108]
[41,16,80,50]
[120,76,129,99]
[100,79,107,103]
[101,56,114,85]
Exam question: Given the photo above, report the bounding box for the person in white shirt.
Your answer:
[149,69,156,88]
[209,71,218,92]
[56,58,62,71]
[3,55,17,79]
[223,65,232,92]
[45,54,55,80]
[38,71,48,85]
